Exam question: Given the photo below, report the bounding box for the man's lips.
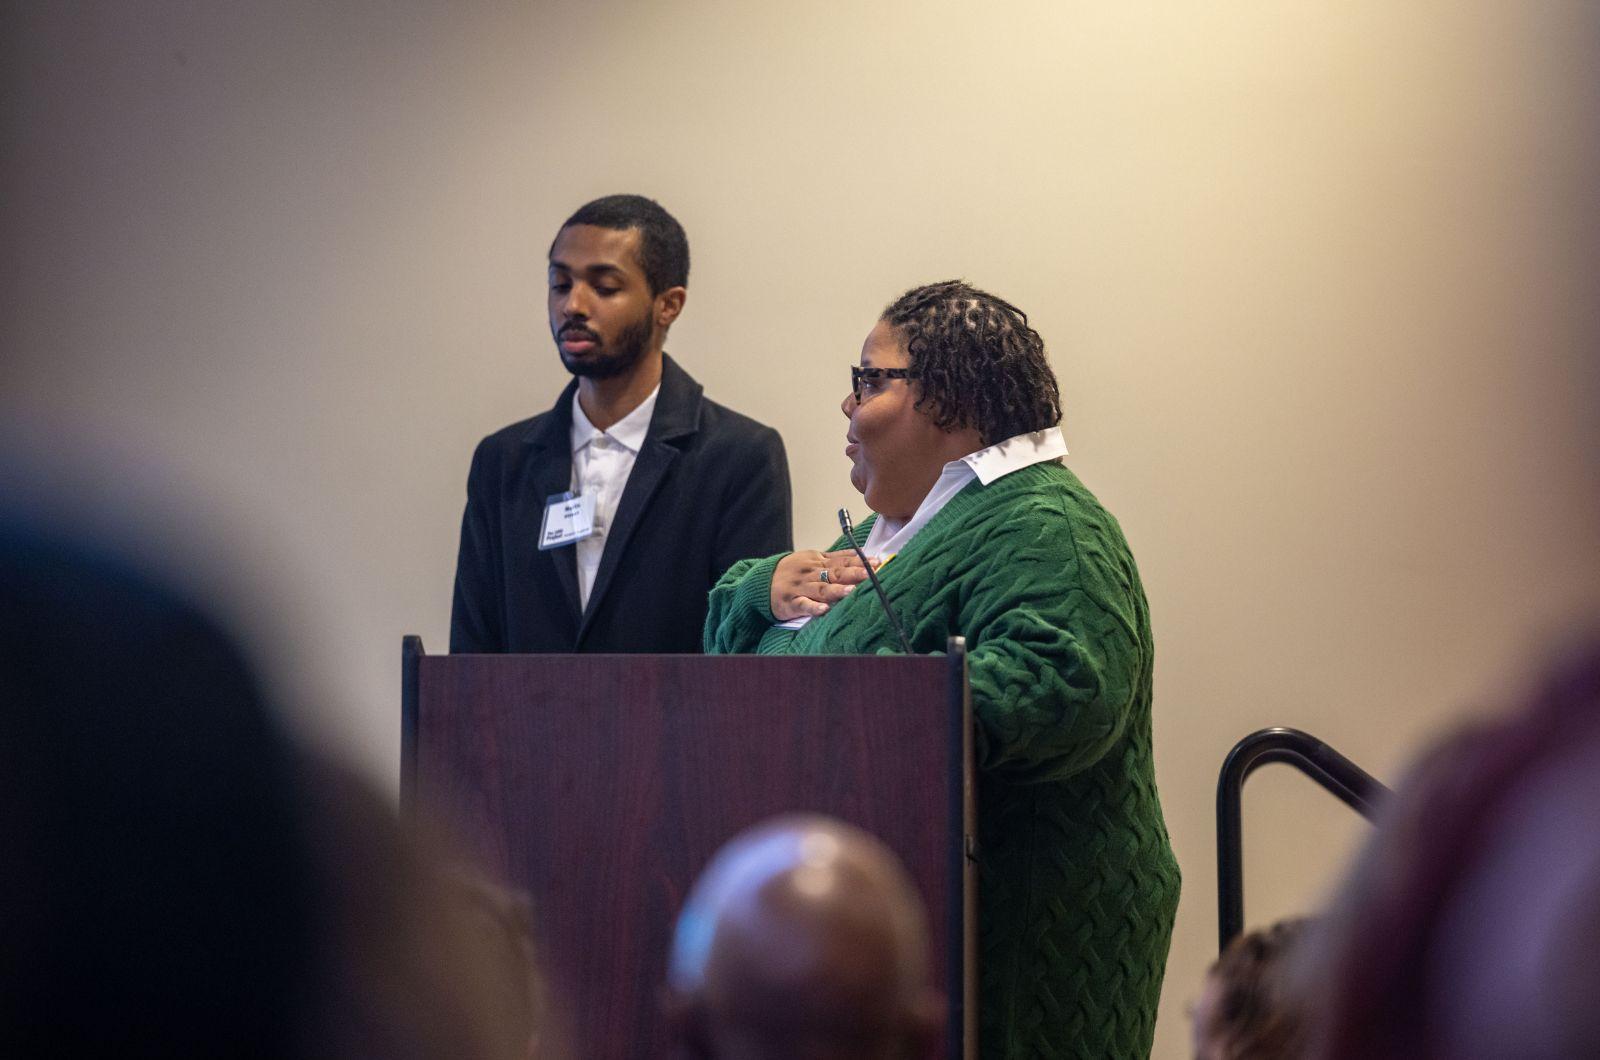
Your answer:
[845,439,860,459]
[560,331,598,354]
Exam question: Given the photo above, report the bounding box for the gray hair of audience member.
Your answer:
[1192,918,1311,1060]
[1295,639,1600,1060]
[666,815,944,1059]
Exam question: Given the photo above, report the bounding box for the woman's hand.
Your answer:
[771,549,872,621]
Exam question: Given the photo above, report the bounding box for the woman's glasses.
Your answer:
[850,365,919,402]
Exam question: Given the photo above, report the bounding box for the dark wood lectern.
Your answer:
[401,636,976,1058]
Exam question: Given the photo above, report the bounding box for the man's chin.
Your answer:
[560,350,627,380]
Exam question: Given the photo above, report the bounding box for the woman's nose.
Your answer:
[840,390,856,418]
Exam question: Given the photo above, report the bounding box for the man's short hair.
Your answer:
[880,280,1062,446]
[555,194,690,295]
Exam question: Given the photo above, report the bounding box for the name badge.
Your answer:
[539,491,596,550]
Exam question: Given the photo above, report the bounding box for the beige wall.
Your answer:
[5,3,1598,1055]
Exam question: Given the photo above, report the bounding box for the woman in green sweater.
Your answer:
[704,281,1180,1058]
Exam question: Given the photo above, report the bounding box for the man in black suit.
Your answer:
[450,195,792,653]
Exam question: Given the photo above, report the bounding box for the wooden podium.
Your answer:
[401,636,976,1058]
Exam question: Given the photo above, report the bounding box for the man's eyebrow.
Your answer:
[547,259,626,277]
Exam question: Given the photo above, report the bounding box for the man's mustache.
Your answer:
[559,324,599,342]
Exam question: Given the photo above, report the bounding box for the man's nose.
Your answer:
[840,390,857,418]
[560,285,591,319]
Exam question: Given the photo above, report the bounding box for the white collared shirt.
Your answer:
[570,385,660,611]
[779,425,1069,630]
[859,426,1069,560]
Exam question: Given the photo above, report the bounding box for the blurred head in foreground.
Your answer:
[666,815,943,1059]
[0,510,545,1058]
[1299,640,1600,1060]
[1191,918,1309,1060]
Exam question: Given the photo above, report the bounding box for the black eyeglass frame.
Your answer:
[850,365,920,401]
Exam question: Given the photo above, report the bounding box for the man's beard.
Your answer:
[557,313,654,380]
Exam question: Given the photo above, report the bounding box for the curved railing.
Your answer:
[1216,727,1392,951]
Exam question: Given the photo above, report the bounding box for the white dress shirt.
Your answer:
[780,425,1069,629]
[570,385,660,611]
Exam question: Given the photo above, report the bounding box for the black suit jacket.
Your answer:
[450,355,793,653]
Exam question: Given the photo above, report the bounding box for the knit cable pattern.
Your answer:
[705,462,1180,1058]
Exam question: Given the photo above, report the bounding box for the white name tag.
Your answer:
[538,491,596,550]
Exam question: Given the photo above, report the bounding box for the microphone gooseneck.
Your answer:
[837,508,914,655]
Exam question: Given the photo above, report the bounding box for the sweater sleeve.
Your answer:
[958,512,1145,783]
[703,553,786,654]
[704,525,875,655]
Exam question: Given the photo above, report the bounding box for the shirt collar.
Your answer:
[570,384,661,455]
[957,426,1069,485]
[866,426,1069,551]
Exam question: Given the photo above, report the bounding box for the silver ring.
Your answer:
[818,567,830,584]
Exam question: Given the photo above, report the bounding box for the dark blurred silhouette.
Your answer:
[1191,918,1310,1060]
[665,815,943,1060]
[302,755,559,1059]
[0,512,320,1056]
[1298,639,1600,1060]
[0,509,549,1058]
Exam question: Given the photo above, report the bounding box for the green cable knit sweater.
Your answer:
[704,461,1180,1059]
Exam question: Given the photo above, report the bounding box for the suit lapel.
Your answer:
[522,384,583,626]
[578,355,703,641]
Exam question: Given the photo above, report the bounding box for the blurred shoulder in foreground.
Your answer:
[1299,637,1600,1060]
[0,507,552,1058]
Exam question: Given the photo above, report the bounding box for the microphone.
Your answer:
[838,508,914,655]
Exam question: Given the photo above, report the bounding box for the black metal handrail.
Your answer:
[1216,727,1392,952]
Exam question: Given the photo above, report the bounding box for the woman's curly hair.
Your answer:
[880,280,1062,445]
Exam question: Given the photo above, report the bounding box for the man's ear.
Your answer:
[655,286,687,331]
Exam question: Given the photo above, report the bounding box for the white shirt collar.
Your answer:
[860,426,1068,556]
[779,425,1069,632]
[960,426,1069,485]
[571,384,660,455]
